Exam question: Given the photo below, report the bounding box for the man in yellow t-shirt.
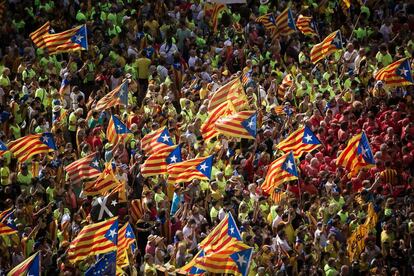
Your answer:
[0,158,10,186]
[135,51,151,100]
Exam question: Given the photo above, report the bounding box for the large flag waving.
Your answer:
[65,152,101,185]
[83,163,120,196]
[43,24,88,55]
[208,78,248,112]
[0,209,17,236]
[29,21,50,48]
[275,8,296,36]
[68,217,118,263]
[296,15,317,36]
[167,155,214,184]
[374,58,413,86]
[117,222,137,268]
[255,13,277,30]
[140,127,174,156]
[141,145,182,177]
[201,101,236,141]
[277,126,321,157]
[107,115,132,145]
[261,151,299,194]
[277,74,294,99]
[8,133,57,162]
[310,30,342,63]
[336,132,375,177]
[94,81,128,112]
[215,111,257,139]
[7,251,40,276]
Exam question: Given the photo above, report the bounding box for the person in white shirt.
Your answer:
[188,50,200,69]
[159,37,178,65]
[70,86,85,110]
[314,222,327,248]
[275,230,292,253]
[272,206,284,233]
[379,20,393,43]
[342,43,357,72]
[182,219,198,251]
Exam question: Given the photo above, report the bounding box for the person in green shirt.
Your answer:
[375,44,393,67]
[0,158,10,186]
[17,164,33,191]
[258,0,269,15]
[0,68,11,89]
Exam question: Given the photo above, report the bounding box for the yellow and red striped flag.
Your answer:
[83,163,120,196]
[29,21,51,49]
[68,217,118,263]
[201,101,236,141]
[374,58,413,86]
[65,153,101,185]
[129,199,146,224]
[310,30,342,63]
[261,151,298,194]
[277,126,321,158]
[42,24,88,55]
[94,81,128,112]
[207,78,248,112]
[296,15,317,36]
[140,126,174,156]
[7,251,40,276]
[277,74,294,99]
[0,209,17,236]
[106,115,132,145]
[215,111,257,139]
[205,3,226,32]
[7,133,57,162]
[167,155,214,184]
[141,145,182,177]
[275,8,296,36]
[117,222,137,268]
[270,189,286,204]
[255,13,277,30]
[336,132,375,177]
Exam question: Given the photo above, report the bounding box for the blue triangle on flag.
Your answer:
[281,152,298,177]
[116,82,129,105]
[188,250,206,275]
[230,248,253,276]
[166,145,182,165]
[396,59,413,83]
[196,155,213,179]
[287,9,297,30]
[357,132,375,164]
[332,32,342,49]
[0,140,7,151]
[104,220,118,245]
[156,128,174,146]
[302,126,321,145]
[227,212,242,240]
[40,133,57,150]
[27,252,41,276]
[112,116,131,135]
[70,25,88,49]
[241,113,257,138]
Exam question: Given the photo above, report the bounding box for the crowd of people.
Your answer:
[0,0,414,275]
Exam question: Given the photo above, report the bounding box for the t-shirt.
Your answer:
[135,58,151,79]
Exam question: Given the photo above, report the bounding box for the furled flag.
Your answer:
[201,101,236,141]
[94,81,128,112]
[310,30,342,63]
[204,3,226,32]
[0,209,17,236]
[183,213,253,276]
[68,217,118,263]
[277,126,321,157]
[261,151,299,194]
[141,127,174,156]
[117,222,137,268]
[85,251,116,276]
[277,74,294,99]
[167,155,214,184]
[83,163,121,196]
[7,251,40,276]
[129,199,146,225]
[42,24,88,55]
[275,8,297,36]
[141,145,182,177]
[208,78,248,112]
[65,152,101,185]
[106,115,132,145]
[29,21,51,49]
[255,13,277,30]
[241,70,252,87]
[215,111,257,139]
[90,190,120,222]
[374,58,413,86]
[336,132,375,177]
[7,133,57,162]
[0,140,7,157]
[296,15,317,36]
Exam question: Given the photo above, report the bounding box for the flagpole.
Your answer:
[347,1,367,42]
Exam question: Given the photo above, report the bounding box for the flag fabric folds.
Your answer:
[42,24,88,55]
[167,155,214,184]
[7,133,57,162]
[0,209,17,236]
[215,111,257,139]
[65,152,101,185]
[336,132,375,176]
[374,58,413,86]
[29,21,50,48]
[117,222,137,267]
[207,78,247,112]
[68,217,118,263]
[255,13,277,30]
[141,145,182,177]
[140,127,174,156]
[85,251,116,276]
[261,151,299,194]
[83,163,121,196]
[275,8,296,36]
[201,101,236,141]
[277,74,294,99]
[310,30,342,63]
[106,115,132,145]
[210,3,226,32]
[94,81,128,111]
[296,15,317,36]
[277,126,322,157]
[129,199,146,224]
[7,251,40,276]
[0,140,7,157]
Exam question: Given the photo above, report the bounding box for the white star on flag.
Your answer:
[333,37,341,46]
[247,119,254,128]
[41,136,49,143]
[111,200,117,206]
[230,227,235,234]
[169,155,177,163]
[199,163,208,171]
[285,160,294,170]
[6,217,13,225]
[92,160,99,167]
[236,254,247,267]
[399,68,408,76]
[304,134,313,143]
[161,134,170,142]
[360,147,367,157]
[126,231,132,238]
[109,229,117,238]
[74,34,83,42]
